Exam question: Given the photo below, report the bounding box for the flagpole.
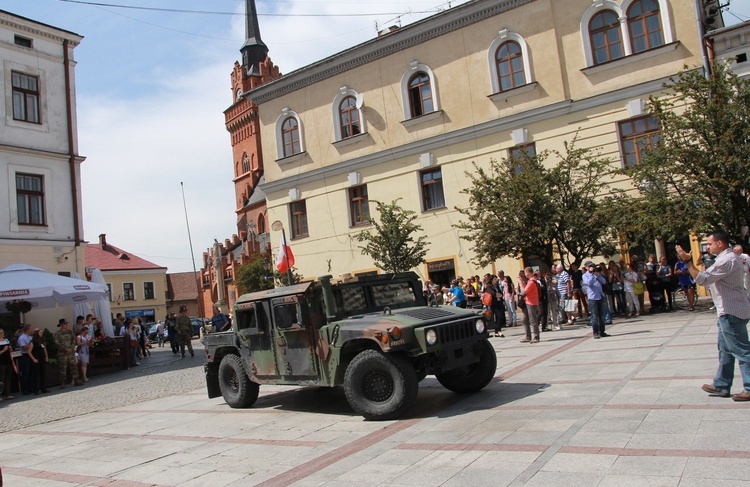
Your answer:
[181,182,206,319]
[281,227,293,285]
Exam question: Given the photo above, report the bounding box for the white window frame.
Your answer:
[487,30,534,94]
[123,282,136,301]
[400,61,440,121]
[332,87,366,142]
[143,281,155,300]
[4,62,48,133]
[7,164,54,234]
[274,108,306,162]
[580,0,674,68]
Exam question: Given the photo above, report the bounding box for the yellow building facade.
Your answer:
[247,0,706,283]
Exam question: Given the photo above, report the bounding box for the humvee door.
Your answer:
[270,295,319,381]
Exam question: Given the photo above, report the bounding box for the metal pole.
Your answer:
[181,182,206,319]
[693,0,711,78]
[281,227,294,285]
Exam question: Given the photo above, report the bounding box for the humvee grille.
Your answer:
[437,321,475,344]
[396,308,455,320]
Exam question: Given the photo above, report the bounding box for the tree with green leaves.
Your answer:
[355,199,429,273]
[457,137,617,267]
[235,255,304,295]
[617,63,750,245]
[234,255,274,295]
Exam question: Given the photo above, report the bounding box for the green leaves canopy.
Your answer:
[355,199,429,273]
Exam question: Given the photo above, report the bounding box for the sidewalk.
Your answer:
[1,309,748,486]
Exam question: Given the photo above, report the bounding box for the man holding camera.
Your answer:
[677,230,750,402]
[582,261,610,339]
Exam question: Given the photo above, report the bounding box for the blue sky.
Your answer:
[1,0,748,273]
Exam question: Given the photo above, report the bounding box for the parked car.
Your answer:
[190,317,209,337]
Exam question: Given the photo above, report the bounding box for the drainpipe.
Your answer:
[63,39,81,246]
[693,0,712,78]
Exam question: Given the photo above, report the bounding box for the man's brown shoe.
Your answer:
[702,384,730,398]
[73,380,84,387]
[520,338,531,343]
[732,391,750,402]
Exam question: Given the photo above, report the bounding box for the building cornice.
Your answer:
[246,0,536,105]
[0,143,86,163]
[0,10,83,46]
[259,75,677,194]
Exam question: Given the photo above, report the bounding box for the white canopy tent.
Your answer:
[0,264,109,329]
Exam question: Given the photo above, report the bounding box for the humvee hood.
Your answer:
[338,305,477,329]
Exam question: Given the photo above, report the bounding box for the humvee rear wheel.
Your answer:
[344,350,418,421]
[435,340,497,393]
[219,354,260,408]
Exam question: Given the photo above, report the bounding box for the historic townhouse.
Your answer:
[245,0,713,283]
[85,234,167,323]
[0,10,88,325]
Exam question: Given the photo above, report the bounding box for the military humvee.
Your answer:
[203,272,496,420]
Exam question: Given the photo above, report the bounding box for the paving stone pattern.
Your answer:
[2,308,750,486]
[0,342,205,433]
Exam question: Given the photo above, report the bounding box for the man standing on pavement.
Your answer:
[113,313,125,336]
[165,310,179,354]
[677,231,750,401]
[54,319,82,388]
[175,307,194,358]
[582,261,610,339]
[556,264,575,326]
[520,267,541,344]
[733,245,750,298]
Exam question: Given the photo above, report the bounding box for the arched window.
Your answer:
[408,72,434,118]
[241,153,250,174]
[281,117,300,158]
[339,96,361,139]
[628,0,663,53]
[590,10,624,65]
[257,214,266,234]
[496,41,525,92]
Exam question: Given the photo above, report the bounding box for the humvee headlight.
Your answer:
[389,326,402,341]
[475,319,486,334]
[426,329,437,346]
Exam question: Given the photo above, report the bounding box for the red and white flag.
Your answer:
[276,234,295,273]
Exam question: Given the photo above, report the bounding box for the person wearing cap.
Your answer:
[582,261,609,339]
[54,319,82,388]
[448,279,467,308]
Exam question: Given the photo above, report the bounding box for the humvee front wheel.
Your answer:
[435,340,497,393]
[218,354,260,408]
[344,350,418,421]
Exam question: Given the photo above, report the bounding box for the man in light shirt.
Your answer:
[677,230,750,402]
[733,245,750,299]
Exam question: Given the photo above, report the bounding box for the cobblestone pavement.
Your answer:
[0,341,205,433]
[3,308,750,486]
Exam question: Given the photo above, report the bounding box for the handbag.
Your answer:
[564,299,579,313]
[517,296,526,310]
[633,282,645,295]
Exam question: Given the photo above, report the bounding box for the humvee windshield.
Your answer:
[335,280,418,316]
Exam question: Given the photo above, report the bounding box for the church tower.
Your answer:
[201,0,281,315]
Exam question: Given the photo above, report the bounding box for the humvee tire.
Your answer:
[218,354,260,408]
[435,340,497,393]
[344,350,418,421]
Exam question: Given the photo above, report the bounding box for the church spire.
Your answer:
[240,0,268,75]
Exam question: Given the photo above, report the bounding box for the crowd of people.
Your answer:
[422,247,750,344]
